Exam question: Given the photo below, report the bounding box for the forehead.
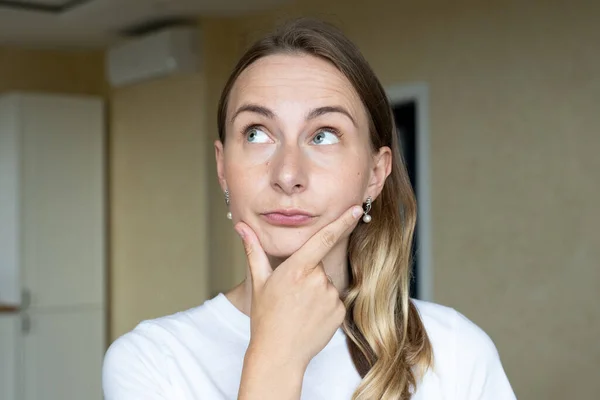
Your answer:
[228,53,367,124]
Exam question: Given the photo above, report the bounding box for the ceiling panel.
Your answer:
[0,0,91,12]
[11,0,70,5]
[0,0,292,47]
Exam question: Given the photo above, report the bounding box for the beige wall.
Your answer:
[107,19,252,338]
[105,0,598,397]
[4,11,596,398]
[109,73,210,338]
[0,46,106,95]
[202,19,248,297]
[201,0,599,399]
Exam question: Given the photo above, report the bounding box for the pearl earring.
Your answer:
[362,196,372,223]
[225,189,232,220]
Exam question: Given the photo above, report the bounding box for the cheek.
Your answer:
[312,146,370,181]
[224,153,270,209]
[225,143,272,178]
[313,162,369,205]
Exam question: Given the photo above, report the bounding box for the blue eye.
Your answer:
[312,130,339,145]
[246,127,271,143]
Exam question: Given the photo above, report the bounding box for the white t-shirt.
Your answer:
[103,293,516,399]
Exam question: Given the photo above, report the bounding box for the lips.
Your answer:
[261,209,316,226]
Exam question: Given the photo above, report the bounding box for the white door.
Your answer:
[19,308,105,400]
[12,94,106,400]
[0,315,18,400]
[19,94,105,308]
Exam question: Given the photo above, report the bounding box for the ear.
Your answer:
[214,140,228,192]
[367,146,392,200]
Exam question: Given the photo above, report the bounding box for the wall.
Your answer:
[202,19,248,297]
[203,0,600,398]
[0,46,106,95]
[109,73,210,339]
[106,19,253,338]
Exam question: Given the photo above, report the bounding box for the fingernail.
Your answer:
[352,206,363,218]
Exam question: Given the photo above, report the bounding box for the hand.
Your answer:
[235,205,363,369]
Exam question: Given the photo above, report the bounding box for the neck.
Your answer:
[234,239,351,317]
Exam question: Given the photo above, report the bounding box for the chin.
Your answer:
[257,225,316,258]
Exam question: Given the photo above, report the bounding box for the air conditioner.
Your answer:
[106,26,201,88]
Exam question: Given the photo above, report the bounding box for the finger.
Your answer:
[234,222,272,291]
[315,262,334,286]
[289,205,363,271]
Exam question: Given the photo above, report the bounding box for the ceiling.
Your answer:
[0,0,292,48]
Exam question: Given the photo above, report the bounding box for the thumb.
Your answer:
[234,222,272,292]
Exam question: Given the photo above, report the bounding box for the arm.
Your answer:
[238,347,307,400]
[102,328,170,400]
[234,208,361,399]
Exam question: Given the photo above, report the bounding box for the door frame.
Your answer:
[386,82,433,301]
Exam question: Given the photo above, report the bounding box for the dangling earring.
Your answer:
[225,189,232,220]
[362,196,372,223]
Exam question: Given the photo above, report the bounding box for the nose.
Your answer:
[270,143,308,195]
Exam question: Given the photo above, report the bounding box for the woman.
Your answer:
[103,18,516,399]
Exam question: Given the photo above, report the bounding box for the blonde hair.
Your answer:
[217,18,433,399]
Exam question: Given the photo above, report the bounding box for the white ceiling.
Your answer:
[0,0,292,48]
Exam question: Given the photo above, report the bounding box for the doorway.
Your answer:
[387,83,433,301]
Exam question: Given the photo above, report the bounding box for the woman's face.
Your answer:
[215,53,391,257]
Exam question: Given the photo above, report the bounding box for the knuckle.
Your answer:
[243,243,253,257]
[310,270,327,287]
[343,213,355,229]
[334,301,347,322]
[333,298,347,323]
[291,268,304,283]
[320,230,337,248]
[307,269,327,288]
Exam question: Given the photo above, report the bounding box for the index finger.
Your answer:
[234,222,272,292]
[288,205,363,270]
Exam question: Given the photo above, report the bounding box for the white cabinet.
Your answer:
[0,96,20,306]
[20,307,105,399]
[0,315,18,400]
[0,93,106,400]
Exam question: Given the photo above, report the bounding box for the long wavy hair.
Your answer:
[217,18,433,399]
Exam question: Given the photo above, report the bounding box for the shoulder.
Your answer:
[104,302,214,360]
[412,299,498,359]
[411,299,516,399]
[102,305,210,399]
[106,305,206,356]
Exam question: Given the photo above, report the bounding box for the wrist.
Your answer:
[244,344,308,373]
[239,346,307,400]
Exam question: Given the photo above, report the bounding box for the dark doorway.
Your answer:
[392,101,420,299]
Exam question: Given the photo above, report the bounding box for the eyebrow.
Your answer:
[230,103,357,127]
[230,104,275,123]
[307,106,357,127]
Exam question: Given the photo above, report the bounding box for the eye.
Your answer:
[245,126,272,144]
[311,129,340,145]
